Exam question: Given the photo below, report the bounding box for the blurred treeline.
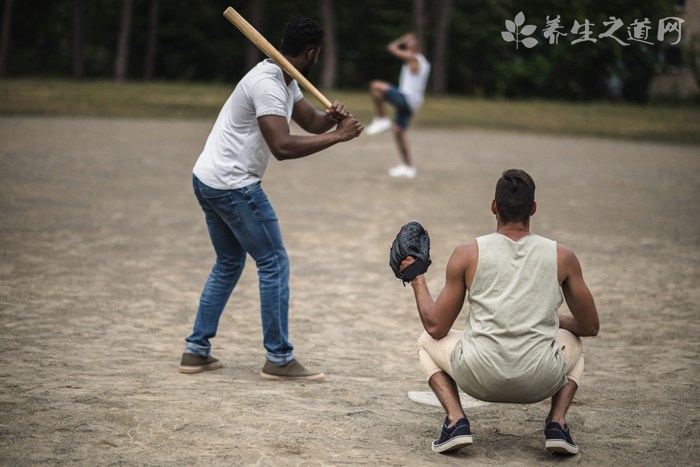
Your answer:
[0,0,683,102]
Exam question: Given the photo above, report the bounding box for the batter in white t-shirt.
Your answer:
[181,16,363,382]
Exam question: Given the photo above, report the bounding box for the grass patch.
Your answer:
[0,80,230,119]
[1,79,699,144]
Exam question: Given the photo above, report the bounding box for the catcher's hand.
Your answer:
[389,221,431,284]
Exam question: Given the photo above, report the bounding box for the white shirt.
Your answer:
[399,53,431,112]
[193,59,304,190]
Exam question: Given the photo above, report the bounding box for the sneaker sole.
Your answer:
[431,435,473,453]
[178,361,223,374]
[545,439,579,455]
[260,371,326,382]
[366,124,392,135]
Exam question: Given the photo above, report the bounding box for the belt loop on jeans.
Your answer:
[245,181,261,194]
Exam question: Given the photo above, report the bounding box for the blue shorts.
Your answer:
[384,86,413,129]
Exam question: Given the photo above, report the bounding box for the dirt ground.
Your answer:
[0,115,698,466]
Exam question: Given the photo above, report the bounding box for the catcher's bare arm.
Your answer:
[407,244,475,340]
[557,244,600,337]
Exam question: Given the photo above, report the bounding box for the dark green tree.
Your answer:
[0,0,681,102]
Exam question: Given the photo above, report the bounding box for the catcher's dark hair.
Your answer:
[279,15,325,57]
[494,169,536,224]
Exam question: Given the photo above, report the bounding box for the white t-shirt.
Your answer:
[193,59,304,190]
[399,53,430,112]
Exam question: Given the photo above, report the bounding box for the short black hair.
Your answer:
[279,15,325,57]
[494,169,536,224]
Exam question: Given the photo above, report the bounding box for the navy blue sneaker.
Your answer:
[431,417,473,453]
[544,422,579,455]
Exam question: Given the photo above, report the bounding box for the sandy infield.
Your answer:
[0,116,698,465]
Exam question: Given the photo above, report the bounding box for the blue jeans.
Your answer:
[186,175,294,365]
[385,85,413,129]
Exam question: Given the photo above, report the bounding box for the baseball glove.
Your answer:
[389,221,432,284]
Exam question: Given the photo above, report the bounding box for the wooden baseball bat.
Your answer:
[223,6,333,109]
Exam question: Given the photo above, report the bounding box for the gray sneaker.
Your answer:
[260,359,326,381]
[179,352,222,374]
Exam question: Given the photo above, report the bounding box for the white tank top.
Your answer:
[398,53,430,112]
[451,233,567,403]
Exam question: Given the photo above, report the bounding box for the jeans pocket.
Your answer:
[204,191,242,227]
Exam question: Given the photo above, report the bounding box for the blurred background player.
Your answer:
[366,32,431,179]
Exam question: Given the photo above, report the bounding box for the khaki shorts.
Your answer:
[417,328,584,388]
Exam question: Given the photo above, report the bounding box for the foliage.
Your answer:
[0,0,684,102]
[686,34,700,91]
[451,0,676,102]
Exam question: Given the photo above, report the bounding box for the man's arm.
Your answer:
[405,245,472,340]
[558,244,600,337]
[258,106,363,161]
[292,99,349,135]
[387,33,419,72]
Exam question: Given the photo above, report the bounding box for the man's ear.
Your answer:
[531,201,537,216]
[305,46,318,62]
[491,200,498,215]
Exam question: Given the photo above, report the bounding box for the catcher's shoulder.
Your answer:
[556,242,581,269]
[451,241,478,263]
